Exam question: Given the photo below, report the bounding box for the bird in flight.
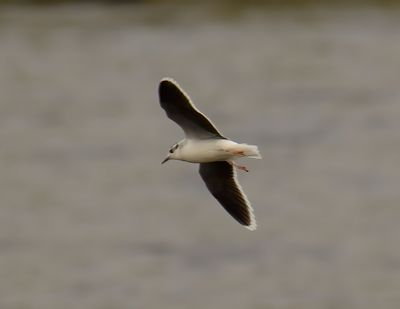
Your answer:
[158,78,261,230]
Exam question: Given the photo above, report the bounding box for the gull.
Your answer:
[159,78,261,230]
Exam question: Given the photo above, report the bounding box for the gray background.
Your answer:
[1,4,399,309]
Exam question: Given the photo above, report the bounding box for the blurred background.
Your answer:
[1,1,400,308]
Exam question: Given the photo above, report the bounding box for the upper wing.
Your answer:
[199,161,257,230]
[159,78,226,140]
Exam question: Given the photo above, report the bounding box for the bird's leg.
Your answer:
[228,160,249,172]
[231,150,245,156]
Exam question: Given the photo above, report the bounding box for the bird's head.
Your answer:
[161,142,181,164]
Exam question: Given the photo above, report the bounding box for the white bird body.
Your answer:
[172,139,261,164]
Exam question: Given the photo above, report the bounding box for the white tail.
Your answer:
[238,144,262,159]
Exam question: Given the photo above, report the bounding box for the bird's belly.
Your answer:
[181,140,233,163]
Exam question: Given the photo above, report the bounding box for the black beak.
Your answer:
[161,157,170,164]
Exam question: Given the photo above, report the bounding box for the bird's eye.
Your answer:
[169,144,179,153]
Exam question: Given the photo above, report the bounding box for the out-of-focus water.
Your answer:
[0,5,400,309]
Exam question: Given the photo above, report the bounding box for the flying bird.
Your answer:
[158,78,261,230]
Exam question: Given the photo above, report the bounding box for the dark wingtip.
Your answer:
[159,77,178,97]
[159,77,175,87]
[159,78,187,105]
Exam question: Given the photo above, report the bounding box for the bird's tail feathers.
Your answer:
[237,144,262,159]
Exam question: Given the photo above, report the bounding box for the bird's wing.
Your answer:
[199,161,257,230]
[159,78,226,140]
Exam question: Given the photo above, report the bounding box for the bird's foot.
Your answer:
[228,160,249,172]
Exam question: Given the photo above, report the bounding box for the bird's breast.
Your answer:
[180,139,235,163]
